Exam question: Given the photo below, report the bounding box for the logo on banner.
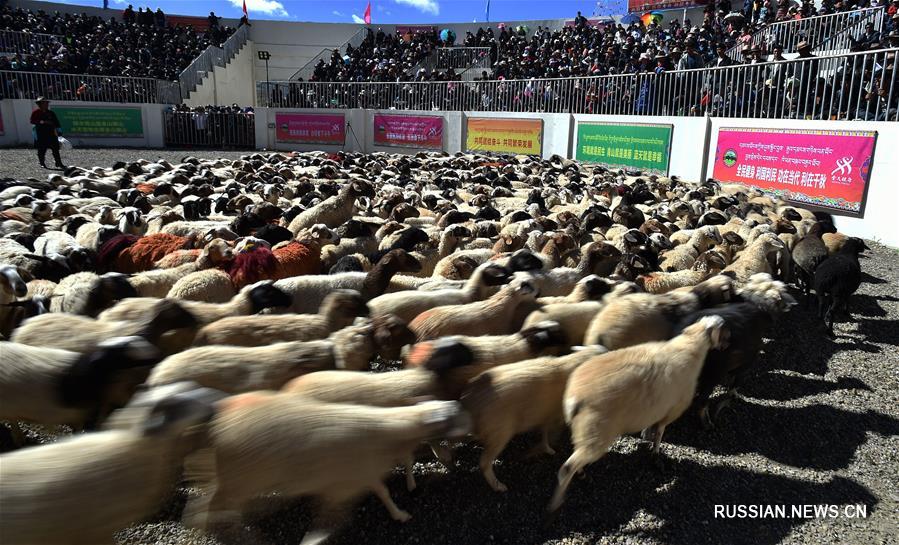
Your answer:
[831,156,853,176]
[831,156,854,185]
[723,149,738,167]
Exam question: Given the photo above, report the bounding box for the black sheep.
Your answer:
[791,222,830,296]
[813,237,868,336]
[674,278,796,428]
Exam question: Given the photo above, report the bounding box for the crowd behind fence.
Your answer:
[162,107,256,149]
[0,29,61,54]
[728,7,887,62]
[289,27,369,82]
[258,48,898,122]
[0,70,181,103]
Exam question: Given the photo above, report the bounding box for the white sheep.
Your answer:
[460,346,610,491]
[147,323,379,393]
[367,262,512,323]
[184,395,470,532]
[408,276,539,340]
[193,289,369,346]
[288,180,374,235]
[274,249,421,314]
[0,382,226,545]
[49,272,137,316]
[0,337,161,438]
[583,274,734,349]
[11,299,196,355]
[548,316,727,511]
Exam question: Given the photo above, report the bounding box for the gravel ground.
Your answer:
[0,148,252,181]
[127,248,899,545]
[1,147,897,545]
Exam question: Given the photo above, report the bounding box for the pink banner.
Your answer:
[713,127,877,216]
[275,113,345,145]
[373,114,443,150]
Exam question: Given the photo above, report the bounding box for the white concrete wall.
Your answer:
[0,100,18,147]
[187,41,256,107]
[572,114,711,181]
[366,109,463,155]
[250,22,363,82]
[707,118,898,247]
[0,100,166,148]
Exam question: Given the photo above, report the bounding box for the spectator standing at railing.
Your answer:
[30,97,65,170]
[155,8,165,28]
[122,4,135,24]
[208,12,220,30]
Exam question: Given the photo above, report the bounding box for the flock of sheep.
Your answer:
[0,150,869,545]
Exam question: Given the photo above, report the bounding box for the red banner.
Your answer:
[166,15,211,32]
[712,127,877,217]
[628,0,706,13]
[373,114,443,150]
[275,113,345,145]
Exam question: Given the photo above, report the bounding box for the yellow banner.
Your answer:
[465,118,543,155]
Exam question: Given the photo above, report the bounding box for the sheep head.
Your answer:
[690,274,735,307]
[245,281,293,314]
[739,273,798,315]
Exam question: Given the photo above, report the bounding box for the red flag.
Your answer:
[242,0,248,18]
[363,2,371,24]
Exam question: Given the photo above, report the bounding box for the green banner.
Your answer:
[54,107,143,138]
[576,122,672,175]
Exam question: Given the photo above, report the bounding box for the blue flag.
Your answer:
[103,0,108,8]
[485,0,490,22]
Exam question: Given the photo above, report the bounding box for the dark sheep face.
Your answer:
[248,283,293,313]
[582,276,613,299]
[509,250,543,272]
[420,339,475,374]
[480,264,513,286]
[56,336,162,425]
[520,321,568,352]
[151,300,198,331]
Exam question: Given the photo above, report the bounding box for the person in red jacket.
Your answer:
[30,97,65,170]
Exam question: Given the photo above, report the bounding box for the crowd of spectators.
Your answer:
[302,0,898,84]
[163,103,255,148]
[310,27,441,82]
[0,4,236,81]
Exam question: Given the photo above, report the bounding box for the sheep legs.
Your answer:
[404,456,417,492]
[371,481,411,522]
[548,443,610,513]
[480,434,513,492]
[526,428,556,458]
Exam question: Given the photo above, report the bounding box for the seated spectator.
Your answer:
[0,4,236,82]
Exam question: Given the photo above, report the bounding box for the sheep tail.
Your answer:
[97,234,139,272]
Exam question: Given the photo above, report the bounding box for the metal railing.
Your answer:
[163,109,256,148]
[289,27,369,81]
[728,7,886,61]
[0,70,181,103]
[0,29,63,54]
[257,48,898,122]
[179,24,250,99]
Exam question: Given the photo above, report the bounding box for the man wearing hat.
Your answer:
[29,97,65,170]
